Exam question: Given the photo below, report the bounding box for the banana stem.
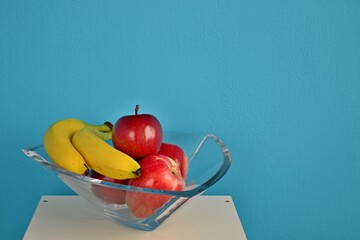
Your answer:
[100,131,112,141]
[90,123,112,132]
[104,122,113,131]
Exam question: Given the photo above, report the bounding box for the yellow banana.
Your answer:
[43,118,112,175]
[71,126,141,180]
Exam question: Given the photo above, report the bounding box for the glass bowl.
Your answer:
[22,132,232,231]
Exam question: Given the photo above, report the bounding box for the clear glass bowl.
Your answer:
[22,132,232,231]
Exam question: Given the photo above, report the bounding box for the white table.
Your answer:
[24,195,247,240]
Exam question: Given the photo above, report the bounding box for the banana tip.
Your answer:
[133,168,141,178]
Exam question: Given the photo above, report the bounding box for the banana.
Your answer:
[43,118,112,175]
[71,126,141,180]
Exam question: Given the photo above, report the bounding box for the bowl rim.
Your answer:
[22,133,232,198]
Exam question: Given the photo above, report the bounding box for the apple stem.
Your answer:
[135,104,139,115]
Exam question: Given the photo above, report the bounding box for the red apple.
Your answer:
[126,154,185,218]
[158,142,188,179]
[90,170,128,204]
[112,105,163,159]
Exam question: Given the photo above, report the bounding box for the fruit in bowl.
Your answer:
[43,118,141,180]
[23,132,231,231]
[112,105,163,159]
[22,106,232,231]
[126,154,185,218]
[90,171,128,205]
[159,142,188,179]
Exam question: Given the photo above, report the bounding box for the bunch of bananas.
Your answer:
[43,118,141,180]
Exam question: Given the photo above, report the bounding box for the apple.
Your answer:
[158,142,188,179]
[90,170,128,204]
[126,154,185,218]
[112,105,163,159]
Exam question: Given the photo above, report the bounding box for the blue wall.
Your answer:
[1,1,359,239]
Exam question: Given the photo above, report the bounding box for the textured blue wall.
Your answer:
[1,1,359,239]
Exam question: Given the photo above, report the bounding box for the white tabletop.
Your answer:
[24,195,247,240]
